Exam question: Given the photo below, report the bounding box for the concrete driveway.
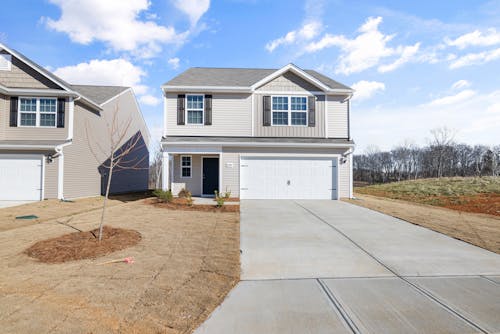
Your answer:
[196,200,500,334]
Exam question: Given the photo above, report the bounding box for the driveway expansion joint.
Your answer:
[294,201,491,334]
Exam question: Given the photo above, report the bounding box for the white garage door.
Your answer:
[0,156,43,201]
[240,156,338,200]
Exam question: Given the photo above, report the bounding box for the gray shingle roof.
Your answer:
[71,85,129,105]
[163,67,352,90]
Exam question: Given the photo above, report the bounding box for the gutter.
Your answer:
[162,141,355,148]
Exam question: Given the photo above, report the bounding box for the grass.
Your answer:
[355,176,500,216]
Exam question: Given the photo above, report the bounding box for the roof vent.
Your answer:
[0,54,12,71]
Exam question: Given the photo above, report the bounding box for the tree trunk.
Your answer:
[98,156,114,241]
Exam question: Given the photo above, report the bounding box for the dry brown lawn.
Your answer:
[347,193,500,254]
[0,198,240,334]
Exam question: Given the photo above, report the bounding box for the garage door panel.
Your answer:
[240,157,338,200]
[0,156,43,201]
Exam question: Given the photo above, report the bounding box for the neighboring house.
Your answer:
[161,64,354,200]
[0,43,150,201]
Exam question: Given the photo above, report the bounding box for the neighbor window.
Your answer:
[19,97,57,127]
[186,95,203,124]
[181,155,192,178]
[271,96,307,126]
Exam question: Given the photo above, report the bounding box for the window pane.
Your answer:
[272,111,288,125]
[272,96,288,110]
[291,112,307,125]
[40,99,56,112]
[187,95,203,109]
[20,98,36,112]
[40,113,56,126]
[182,167,191,177]
[20,112,36,126]
[187,110,203,124]
[181,156,191,166]
[291,97,307,111]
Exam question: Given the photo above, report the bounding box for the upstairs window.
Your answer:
[181,155,192,178]
[271,96,307,126]
[19,97,57,127]
[186,95,204,124]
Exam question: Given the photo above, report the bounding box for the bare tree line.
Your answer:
[354,127,500,184]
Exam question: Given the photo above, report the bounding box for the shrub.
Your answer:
[223,189,231,199]
[178,188,192,198]
[153,189,173,203]
[214,190,225,207]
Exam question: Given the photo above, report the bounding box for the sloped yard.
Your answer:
[0,199,239,334]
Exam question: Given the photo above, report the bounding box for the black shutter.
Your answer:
[308,96,316,127]
[10,97,18,127]
[177,94,185,125]
[57,98,65,128]
[204,94,212,125]
[263,96,271,126]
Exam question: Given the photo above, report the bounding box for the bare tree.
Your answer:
[149,142,163,189]
[428,127,456,178]
[86,106,146,241]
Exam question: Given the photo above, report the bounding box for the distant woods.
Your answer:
[354,127,500,184]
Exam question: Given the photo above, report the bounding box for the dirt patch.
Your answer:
[437,193,500,216]
[25,226,141,263]
[148,198,240,212]
[348,193,500,254]
[0,200,239,334]
[0,193,151,232]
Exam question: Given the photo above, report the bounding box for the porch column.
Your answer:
[162,151,170,191]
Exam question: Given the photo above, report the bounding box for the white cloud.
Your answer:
[266,21,322,52]
[139,94,161,106]
[449,47,500,69]
[378,43,420,73]
[54,58,148,95]
[445,28,500,49]
[168,57,180,69]
[305,17,419,75]
[45,0,185,58]
[173,0,210,27]
[451,79,470,90]
[353,89,500,153]
[351,80,386,101]
[426,89,476,107]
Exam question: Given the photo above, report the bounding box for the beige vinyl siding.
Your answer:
[44,155,58,199]
[0,51,61,89]
[255,72,321,92]
[0,94,7,139]
[0,96,69,141]
[172,154,202,196]
[221,152,240,197]
[338,155,351,198]
[254,94,325,137]
[64,90,149,199]
[165,93,252,136]
[327,95,349,138]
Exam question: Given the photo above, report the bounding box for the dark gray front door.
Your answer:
[202,157,219,195]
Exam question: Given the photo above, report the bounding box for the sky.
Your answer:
[1,0,499,153]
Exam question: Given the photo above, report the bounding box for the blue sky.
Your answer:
[1,0,499,152]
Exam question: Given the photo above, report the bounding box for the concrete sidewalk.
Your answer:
[196,200,500,334]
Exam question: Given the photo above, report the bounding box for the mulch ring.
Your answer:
[25,226,141,263]
[147,198,240,212]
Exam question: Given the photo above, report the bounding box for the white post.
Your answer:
[57,151,64,199]
[162,151,170,191]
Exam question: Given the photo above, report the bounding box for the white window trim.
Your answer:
[0,54,12,71]
[180,155,192,179]
[271,95,308,127]
[18,97,57,128]
[185,94,204,125]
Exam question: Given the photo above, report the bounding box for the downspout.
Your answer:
[342,147,355,199]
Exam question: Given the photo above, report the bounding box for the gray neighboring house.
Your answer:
[161,64,354,199]
[0,43,150,201]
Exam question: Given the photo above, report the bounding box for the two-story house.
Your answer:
[161,64,354,200]
[0,43,150,202]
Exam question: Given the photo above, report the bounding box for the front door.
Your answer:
[202,157,219,196]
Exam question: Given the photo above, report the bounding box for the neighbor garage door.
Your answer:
[240,156,338,199]
[0,155,43,201]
